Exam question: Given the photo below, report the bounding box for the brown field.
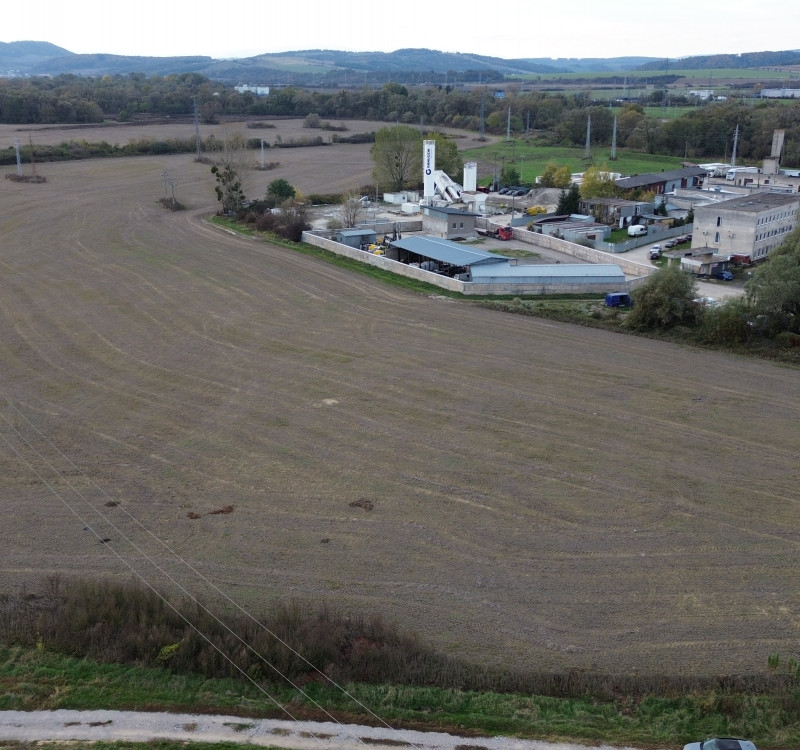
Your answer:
[1,122,800,677]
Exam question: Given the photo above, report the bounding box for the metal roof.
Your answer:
[697,192,800,213]
[616,167,708,190]
[336,228,377,238]
[391,236,509,266]
[470,263,626,283]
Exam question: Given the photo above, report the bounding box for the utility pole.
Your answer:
[731,123,739,167]
[14,138,22,176]
[506,106,511,142]
[479,94,485,138]
[584,115,591,160]
[28,135,36,176]
[610,115,617,161]
[193,96,201,159]
[526,110,531,141]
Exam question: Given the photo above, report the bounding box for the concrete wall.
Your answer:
[499,224,654,277]
[302,232,463,292]
[302,226,647,296]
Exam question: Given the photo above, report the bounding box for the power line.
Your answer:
[0,395,425,748]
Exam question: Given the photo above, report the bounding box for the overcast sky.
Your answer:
[6,0,800,62]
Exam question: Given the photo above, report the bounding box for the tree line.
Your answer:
[2,73,800,165]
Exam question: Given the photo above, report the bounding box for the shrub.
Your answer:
[775,330,800,348]
[698,297,753,345]
[307,193,343,205]
[626,266,699,330]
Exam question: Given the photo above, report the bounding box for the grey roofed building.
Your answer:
[616,167,708,194]
[691,191,800,261]
[421,205,481,240]
[335,228,378,249]
[469,263,625,286]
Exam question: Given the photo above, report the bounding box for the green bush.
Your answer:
[626,266,698,330]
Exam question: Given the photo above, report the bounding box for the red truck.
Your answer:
[477,226,513,241]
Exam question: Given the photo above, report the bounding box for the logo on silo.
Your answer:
[424,140,434,175]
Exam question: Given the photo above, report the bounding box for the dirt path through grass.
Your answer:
[0,710,647,750]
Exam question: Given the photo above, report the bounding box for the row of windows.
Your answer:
[757,209,796,225]
[755,243,782,259]
[756,223,794,243]
[716,207,799,228]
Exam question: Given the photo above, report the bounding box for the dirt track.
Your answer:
[1,130,800,676]
[0,709,643,750]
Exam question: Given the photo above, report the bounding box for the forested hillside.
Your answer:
[2,73,800,166]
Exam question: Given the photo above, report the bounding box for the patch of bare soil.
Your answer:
[1,145,799,676]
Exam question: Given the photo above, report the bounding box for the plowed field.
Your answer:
[1,124,800,676]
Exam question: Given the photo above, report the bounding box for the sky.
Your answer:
[6,0,800,62]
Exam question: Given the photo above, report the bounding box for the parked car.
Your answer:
[649,245,662,260]
[627,224,647,237]
[605,292,632,308]
[712,270,734,281]
[512,188,528,196]
[664,238,678,248]
[683,738,756,750]
[693,296,719,307]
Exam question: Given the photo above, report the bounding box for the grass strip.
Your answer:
[2,647,800,748]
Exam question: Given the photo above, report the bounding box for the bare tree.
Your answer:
[340,192,363,228]
[209,126,251,213]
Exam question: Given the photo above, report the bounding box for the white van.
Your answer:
[627,224,647,237]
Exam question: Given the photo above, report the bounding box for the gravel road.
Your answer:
[0,710,653,750]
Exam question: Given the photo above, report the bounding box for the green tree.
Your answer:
[501,165,520,186]
[266,178,296,202]
[698,297,753,345]
[556,184,581,215]
[626,265,699,330]
[580,165,619,199]
[371,125,422,192]
[745,227,800,332]
[538,162,560,187]
[553,166,572,189]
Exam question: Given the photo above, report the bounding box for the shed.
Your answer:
[335,228,378,249]
[421,206,480,240]
[469,263,625,288]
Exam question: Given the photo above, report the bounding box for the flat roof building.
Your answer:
[691,192,800,261]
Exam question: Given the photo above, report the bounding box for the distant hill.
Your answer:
[0,40,72,72]
[28,53,216,77]
[0,41,660,82]
[2,41,799,83]
[635,49,800,70]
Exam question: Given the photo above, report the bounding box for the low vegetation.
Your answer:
[3,579,800,747]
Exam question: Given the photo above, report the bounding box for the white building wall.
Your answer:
[692,196,800,260]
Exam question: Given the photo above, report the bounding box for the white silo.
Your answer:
[463,162,477,192]
[423,139,435,204]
